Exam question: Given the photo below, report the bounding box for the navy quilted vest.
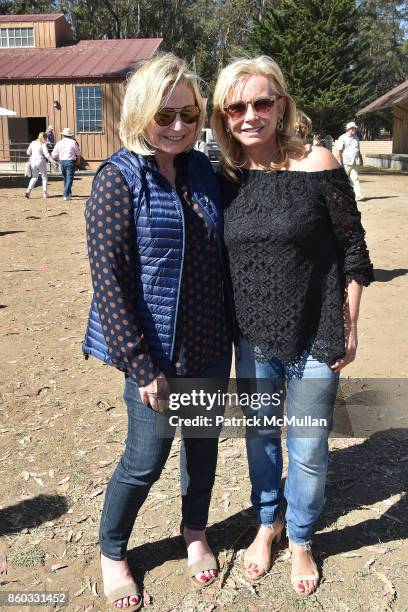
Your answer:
[82,147,225,375]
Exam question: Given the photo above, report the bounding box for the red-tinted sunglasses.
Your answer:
[223,96,279,120]
[154,105,201,127]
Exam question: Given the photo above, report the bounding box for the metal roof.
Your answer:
[0,38,162,80]
[357,80,408,115]
[0,13,65,22]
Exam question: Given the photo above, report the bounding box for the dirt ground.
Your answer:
[0,169,407,612]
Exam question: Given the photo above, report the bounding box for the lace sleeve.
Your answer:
[320,169,374,286]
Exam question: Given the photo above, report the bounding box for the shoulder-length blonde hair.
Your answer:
[120,53,206,155]
[37,132,46,144]
[211,56,305,179]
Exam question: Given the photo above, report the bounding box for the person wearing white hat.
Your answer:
[52,127,81,200]
[334,121,365,201]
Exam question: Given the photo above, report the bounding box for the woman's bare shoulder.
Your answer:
[288,144,340,172]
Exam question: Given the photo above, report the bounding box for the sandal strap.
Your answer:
[188,558,217,577]
[244,554,270,573]
[291,573,319,582]
[106,583,141,605]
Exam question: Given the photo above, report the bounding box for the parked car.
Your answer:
[195,128,221,162]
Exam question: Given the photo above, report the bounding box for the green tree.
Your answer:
[0,0,56,14]
[357,0,408,137]
[249,0,373,136]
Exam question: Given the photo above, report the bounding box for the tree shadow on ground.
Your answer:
[315,429,407,557]
[0,231,25,237]
[0,494,69,537]
[0,176,83,189]
[365,196,397,200]
[128,428,407,583]
[374,268,408,282]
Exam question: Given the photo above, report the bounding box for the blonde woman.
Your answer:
[25,132,54,198]
[83,54,232,610]
[212,56,373,594]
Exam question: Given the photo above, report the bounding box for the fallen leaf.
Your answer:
[51,563,68,572]
[77,515,89,524]
[374,571,396,597]
[89,488,104,499]
[74,531,83,543]
[66,530,73,543]
[364,557,375,569]
[74,586,86,597]
[58,476,70,485]
[369,546,388,555]
[99,459,115,468]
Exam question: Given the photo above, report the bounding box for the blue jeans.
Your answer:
[236,336,339,544]
[99,351,232,560]
[59,160,75,197]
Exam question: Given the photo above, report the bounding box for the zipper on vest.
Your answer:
[170,194,186,360]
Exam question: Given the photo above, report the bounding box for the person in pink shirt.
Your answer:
[52,127,81,201]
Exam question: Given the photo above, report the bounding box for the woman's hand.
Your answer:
[139,371,170,412]
[331,312,358,373]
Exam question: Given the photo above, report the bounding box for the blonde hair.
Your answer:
[211,55,305,179]
[119,53,205,155]
[37,132,46,144]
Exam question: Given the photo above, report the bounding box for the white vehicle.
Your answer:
[195,128,221,162]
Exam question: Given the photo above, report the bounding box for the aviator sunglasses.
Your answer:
[154,104,201,127]
[223,96,279,120]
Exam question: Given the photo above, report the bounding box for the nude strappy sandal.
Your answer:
[289,541,319,595]
[243,519,284,582]
[105,582,142,611]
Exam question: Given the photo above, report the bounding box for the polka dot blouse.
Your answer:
[85,160,230,386]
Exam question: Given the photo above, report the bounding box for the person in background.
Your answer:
[45,125,55,154]
[25,131,54,199]
[312,132,324,146]
[294,110,312,142]
[212,55,373,595]
[51,127,80,201]
[334,121,365,202]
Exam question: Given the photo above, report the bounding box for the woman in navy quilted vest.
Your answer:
[83,54,232,610]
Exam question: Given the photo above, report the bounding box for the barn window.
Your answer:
[75,86,103,133]
[0,27,35,48]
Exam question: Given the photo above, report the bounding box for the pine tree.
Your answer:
[249,0,372,136]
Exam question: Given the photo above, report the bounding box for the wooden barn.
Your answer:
[357,80,408,170]
[0,13,162,169]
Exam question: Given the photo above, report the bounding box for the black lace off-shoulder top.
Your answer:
[219,167,374,366]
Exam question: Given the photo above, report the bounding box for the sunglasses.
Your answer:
[223,96,279,120]
[154,105,200,127]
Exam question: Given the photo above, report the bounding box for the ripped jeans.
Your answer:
[236,336,339,544]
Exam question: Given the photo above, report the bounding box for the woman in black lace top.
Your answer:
[212,56,373,594]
